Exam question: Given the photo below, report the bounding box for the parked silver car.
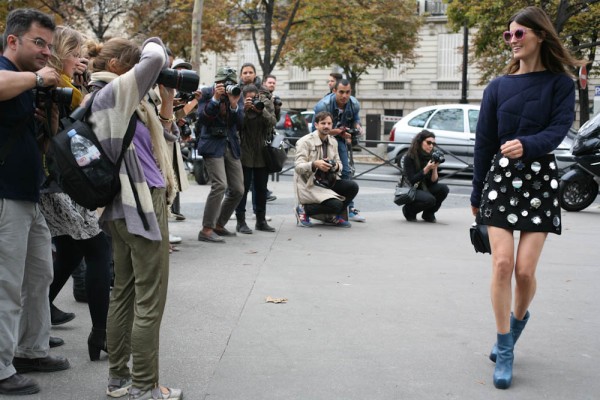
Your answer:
[386,104,574,174]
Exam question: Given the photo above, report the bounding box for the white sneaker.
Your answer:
[169,234,182,244]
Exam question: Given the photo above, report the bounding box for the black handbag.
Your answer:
[262,135,287,173]
[470,222,491,254]
[393,182,418,206]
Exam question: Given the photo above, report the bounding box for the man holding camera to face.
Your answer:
[195,66,244,243]
[0,8,70,395]
[293,111,359,228]
[313,78,365,223]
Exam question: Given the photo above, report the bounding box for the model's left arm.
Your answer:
[517,75,575,159]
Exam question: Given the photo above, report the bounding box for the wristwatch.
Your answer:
[34,72,44,88]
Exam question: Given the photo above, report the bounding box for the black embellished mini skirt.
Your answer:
[476,152,561,234]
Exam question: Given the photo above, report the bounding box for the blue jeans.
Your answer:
[336,137,355,210]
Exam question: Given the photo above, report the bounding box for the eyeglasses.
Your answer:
[21,36,53,51]
[502,28,531,43]
[425,140,436,146]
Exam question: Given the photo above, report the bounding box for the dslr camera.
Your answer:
[431,149,446,164]
[156,68,199,93]
[252,95,265,111]
[314,159,337,189]
[33,87,73,106]
[346,127,361,146]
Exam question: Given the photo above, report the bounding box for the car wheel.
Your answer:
[193,158,210,185]
[394,149,408,173]
[558,178,598,212]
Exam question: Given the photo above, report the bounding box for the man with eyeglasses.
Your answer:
[313,78,366,223]
[0,8,69,396]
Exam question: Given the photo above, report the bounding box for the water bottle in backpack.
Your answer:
[68,129,101,166]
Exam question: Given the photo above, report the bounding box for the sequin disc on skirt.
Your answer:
[476,152,561,234]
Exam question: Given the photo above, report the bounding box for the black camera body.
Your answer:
[157,68,199,93]
[252,95,265,111]
[273,96,282,107]
[314,159,337,188]
[34,87,73,106]
[431,149,446,164]
[176,91,196,103]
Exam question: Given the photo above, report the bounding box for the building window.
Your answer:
[437,33,462,80]
[384,109,403,135]
[437,82,460,90]
[383,82,405,90]
[425,1,448,15]
[289,82,308,91]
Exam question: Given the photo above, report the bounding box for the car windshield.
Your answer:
[427,108,464,132]
[468,109,479,134]
[408,110,435,128]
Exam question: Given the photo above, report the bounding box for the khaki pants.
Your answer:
[106,188,169,390]
[0,199,53,380]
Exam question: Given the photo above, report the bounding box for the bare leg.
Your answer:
[513,231,547,320]
[488,226,515,334]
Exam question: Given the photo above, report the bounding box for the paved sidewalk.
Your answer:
[12,179,600,400]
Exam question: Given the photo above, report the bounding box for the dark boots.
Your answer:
[255,212,275,232]
[88,327,107,361]
[236,213,253,234]
[490,311,530,362]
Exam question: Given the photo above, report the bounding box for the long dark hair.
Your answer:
[505,6,584,76]
[408,130,435,161]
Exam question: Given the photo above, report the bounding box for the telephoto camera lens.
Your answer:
[156,68,200,93]
[225,84,241,96]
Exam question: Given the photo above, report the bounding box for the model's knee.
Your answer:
[493,257,514,280]
[515,268,536,286]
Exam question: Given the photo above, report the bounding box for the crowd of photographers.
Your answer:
[0,7,448,398]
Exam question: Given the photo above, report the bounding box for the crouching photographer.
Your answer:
[401,130,449,223]
[293,111,359,228]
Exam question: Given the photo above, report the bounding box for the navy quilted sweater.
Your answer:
[471,70,575,207]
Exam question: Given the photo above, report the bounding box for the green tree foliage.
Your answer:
[286,0,422,93]
[447,0,600,122]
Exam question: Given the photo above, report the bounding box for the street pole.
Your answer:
[460,21,468,104]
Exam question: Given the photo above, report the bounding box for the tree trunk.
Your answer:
[191,0,204,72]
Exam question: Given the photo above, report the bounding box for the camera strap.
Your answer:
[0,116,31,166]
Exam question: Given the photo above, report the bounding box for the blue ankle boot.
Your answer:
[493,332,514,389]
[490,310,530,362]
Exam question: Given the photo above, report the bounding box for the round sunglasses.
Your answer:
[502,28,532,43]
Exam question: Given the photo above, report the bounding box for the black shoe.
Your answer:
[422,213,437,223]
[88,327,107,361]
[255,221,276,232]
[236,222,253,234]
[49,336,64,348]
[0,374,40,395]
[13,355,70,373]
[402,206,417,222]
[50,304,75,326]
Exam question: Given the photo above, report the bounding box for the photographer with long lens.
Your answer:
[196,66,244,243]
[293,111,358,228]
[313,78,365,223]
[0,8,70,396]
[401,130,449,223]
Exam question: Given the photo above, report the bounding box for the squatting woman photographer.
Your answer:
[402,130,449,223]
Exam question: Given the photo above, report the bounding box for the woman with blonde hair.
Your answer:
[471,6,584,389]
[85,36,181,399]
[39,25,113,361]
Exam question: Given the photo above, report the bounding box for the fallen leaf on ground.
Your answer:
[265,296,288,304]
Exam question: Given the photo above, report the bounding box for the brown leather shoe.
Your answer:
[13,355,70,373]
[0,374,40,395]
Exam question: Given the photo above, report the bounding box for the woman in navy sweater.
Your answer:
[470,6,583,390]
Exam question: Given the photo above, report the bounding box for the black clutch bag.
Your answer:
[470,222,491,254]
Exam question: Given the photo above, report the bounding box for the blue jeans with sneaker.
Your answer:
[336,137,356,210]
